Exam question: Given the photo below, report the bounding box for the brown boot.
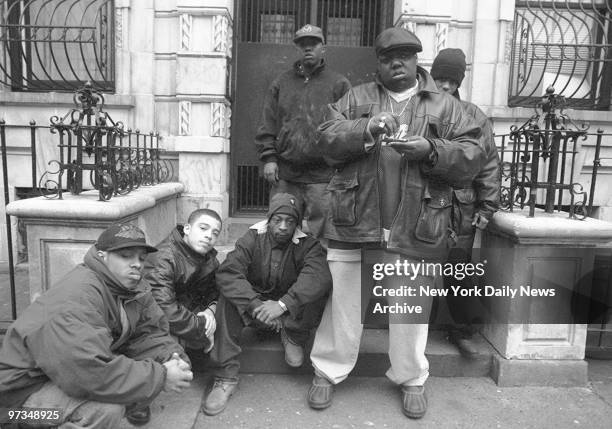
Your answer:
[307,375,333,409]
[202,378,238,416]
[401,385,427,419]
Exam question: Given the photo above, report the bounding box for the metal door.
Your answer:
[231,0,393,215]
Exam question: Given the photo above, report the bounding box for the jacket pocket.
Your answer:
[327,169,359,226]
[414,181,452,244]
[452,188,477,237]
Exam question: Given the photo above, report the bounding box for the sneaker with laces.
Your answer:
[202,378,238,416]
[280,329,304,367]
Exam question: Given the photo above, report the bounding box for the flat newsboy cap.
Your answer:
[96,223,157,253]
[294,24,325,43]
[375,27,422,55]
[268,193,303,223]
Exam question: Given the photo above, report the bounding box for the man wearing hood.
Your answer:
[255,24,351,239]
[307,27,484,419]
[203,193,332,416]
[0,224,193,428]
[147,208,222,353]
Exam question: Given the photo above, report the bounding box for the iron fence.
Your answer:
[509,0,612,110]
[0,83,173,326]
[498,87,610,219]
[0,0,114,92]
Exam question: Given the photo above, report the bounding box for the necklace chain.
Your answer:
[386,90,411,118]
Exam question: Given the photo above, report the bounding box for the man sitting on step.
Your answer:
[204,193,331,416]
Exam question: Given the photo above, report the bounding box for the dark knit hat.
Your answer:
[430,48,467,87]
[294,24,325,44]
[268,193,303,223]
[375,27,422,56]
[96,223,157,253]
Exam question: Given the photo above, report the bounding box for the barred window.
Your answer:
[0,0,114,92]
[509,0,612,110]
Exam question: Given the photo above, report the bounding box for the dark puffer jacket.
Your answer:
[317,67,485,261]
[216,221,331,320]
[0,246,184,408]
[146,227,219,347]
[255,59,351,183]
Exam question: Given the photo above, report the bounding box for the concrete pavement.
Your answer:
[118,359,612,429]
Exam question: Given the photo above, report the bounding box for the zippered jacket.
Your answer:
[255,60,351,183]
[146,227,219,346]
[0,246,184,408]
[317,67,485,260]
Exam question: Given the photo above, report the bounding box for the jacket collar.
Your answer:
[294,59,326,78]
[250,219,307,245]
[170,227,218,262]
[375,66,440,95]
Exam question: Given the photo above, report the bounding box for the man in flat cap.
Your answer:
[204,193,332,416]
[0,224,193,428]
[255,24,351,240]
[430,48,500,357]
[307,27,484,419]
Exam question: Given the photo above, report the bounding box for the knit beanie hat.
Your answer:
[430,48,466,87]
[268,193,303,224]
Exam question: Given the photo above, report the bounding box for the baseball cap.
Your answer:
[294,24,325,43]
[95,223,158,253]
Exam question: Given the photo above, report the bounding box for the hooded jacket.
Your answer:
[317,67,485,260]
[0,246,184,407]
[255,59,351,183]
[146,227,219,346]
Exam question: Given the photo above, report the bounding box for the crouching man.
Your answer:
[0,224,193,428]
[147,209,222,354]
[203,193,331,416]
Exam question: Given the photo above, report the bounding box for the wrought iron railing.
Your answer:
[0,0,114,92]
[36,82,172,201]
[509,0,612,110]
[498,86,612,219]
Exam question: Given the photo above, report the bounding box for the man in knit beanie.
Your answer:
[430,48,500,357]
[204,193,331,416]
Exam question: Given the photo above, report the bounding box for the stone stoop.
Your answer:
[230,328,494,378]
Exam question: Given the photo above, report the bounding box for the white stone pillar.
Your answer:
[153,1,233,224]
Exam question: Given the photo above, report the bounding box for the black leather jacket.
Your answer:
[317,67,485,261]
[146,228,219,346]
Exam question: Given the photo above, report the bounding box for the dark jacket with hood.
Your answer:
[317,66,485,260]
[215,221,331,321]
[0,246,185,408]
[255,59,351,183]
[146,227,219,346]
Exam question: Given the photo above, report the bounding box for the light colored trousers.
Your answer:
[22,381,124,428]
[310,248,433,387]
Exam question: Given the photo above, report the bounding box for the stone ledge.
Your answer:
[0,91,135,109]
[6,183,184,221]
[490,208,612,245]
[492,355,588,387]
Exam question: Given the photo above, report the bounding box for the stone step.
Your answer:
[231,328,494,378]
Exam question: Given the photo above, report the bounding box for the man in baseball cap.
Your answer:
[308,26,483,419]
[0,223,193,427]
[255,24,350,241]
[204,193,331,416]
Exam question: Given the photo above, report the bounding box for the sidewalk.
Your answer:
[119,359,612,429]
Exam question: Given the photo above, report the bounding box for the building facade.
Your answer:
[1,0,611,260]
